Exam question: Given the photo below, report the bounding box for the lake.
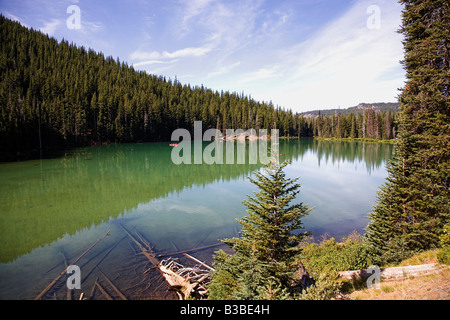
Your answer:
[0,138,393,299]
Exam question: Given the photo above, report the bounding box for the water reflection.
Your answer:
[0,139,393,264]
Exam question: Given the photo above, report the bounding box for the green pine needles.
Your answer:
[365,0,450,265]
[208,160,312,299]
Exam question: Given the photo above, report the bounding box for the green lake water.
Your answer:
[0,138,393,299]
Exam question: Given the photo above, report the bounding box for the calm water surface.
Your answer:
[0,139,393,299]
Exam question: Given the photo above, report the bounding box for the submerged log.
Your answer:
[88,278,98,300]
[95,281,113,300]
[183,253,215,271]
[34,229,110,300]
[97,267,127,300]
[81,234,126,284]
[118,223,161,267]
[118,222,213,299]
[158,242,224,258]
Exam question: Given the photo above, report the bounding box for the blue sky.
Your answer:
[1,0,405,113]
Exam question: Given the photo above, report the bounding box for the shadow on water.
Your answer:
[0,139,393,263]
[0,139,393,299]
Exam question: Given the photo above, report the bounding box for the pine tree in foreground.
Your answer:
[208,160,312,300]
[365,0,450,264]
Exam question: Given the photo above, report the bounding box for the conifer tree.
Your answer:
[208,160,312,299]
[365,0,449,264]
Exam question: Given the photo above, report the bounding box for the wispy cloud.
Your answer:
[131,46,213,61]
[3,11,29,28]
[239,65,281,84]
[132,60,177,68]
[127,0,405,111]
[40,18,62,36]
[250,0,405,110]
[179,0,214,36]
[5,0,404,112]
[130,45,214,70]
[207,61,241,77]
[81,20,104,33]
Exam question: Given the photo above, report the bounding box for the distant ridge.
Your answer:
[301,102,399,117]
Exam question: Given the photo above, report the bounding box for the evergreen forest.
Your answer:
[1,15,396,161]
[209,0,449,299]
[0,0,448,300]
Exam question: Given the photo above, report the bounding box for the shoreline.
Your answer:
[313,137,395,143]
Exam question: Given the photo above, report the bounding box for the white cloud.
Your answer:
[207,61,241,77]
[130,45,213,66]
[175,0,263,57]
[40,19,62,36]
[3,11,29,28]
[239,65,281,84]
[179,0,213,35]
[255,0,406,111]
[129,0,405,112]
[82,20,104,33]
[162,46,213,59]
[132,60,176,67]
[138,198,215,216]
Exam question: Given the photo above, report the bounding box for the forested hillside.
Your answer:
[306,109,398,140]
[302,102,399,117]
[0,16,397,161]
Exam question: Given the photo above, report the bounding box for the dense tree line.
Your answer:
[0,16,396,161]
[0,16,297,160]
[210,0,449,300]
[365,0,449,264]
[307,109,397,140]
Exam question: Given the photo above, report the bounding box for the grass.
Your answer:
[396,249,440,266]
[344,249,450,300]
[349,267,450,300]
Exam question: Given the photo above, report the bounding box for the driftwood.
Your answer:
[118,222,214,299]
[159,258,212,300]
[34,229,111,300]
[158,242,224,258]
[159,264,197,300]
[183,253,215,271]
[339,263,448,281]
[36,221,218,300]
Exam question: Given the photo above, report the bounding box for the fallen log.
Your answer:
[159,258,211,300]
[81,235,126,284]
[118,223,160,267]
[97,267,127,300]
[118,222,213,300]
[134,230,152,250]
[339,263,447,281]
[34,229,110,300]
[61,250,72,300]
[95,281,113,300]
[159,264,199,300]
[158,242,224,258]
[88,278,98,300]
[183,253,215,271]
